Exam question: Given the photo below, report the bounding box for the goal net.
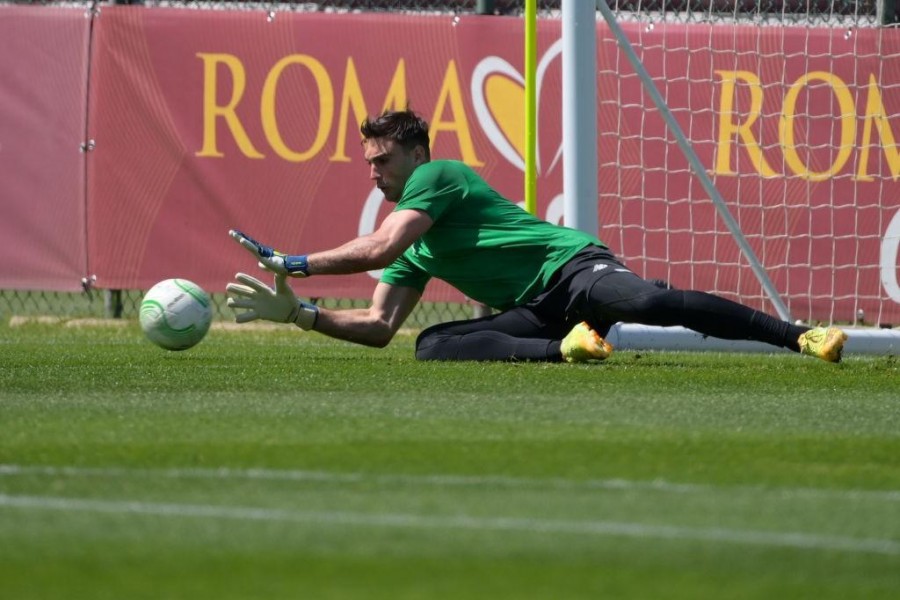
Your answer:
[594,0,900,329]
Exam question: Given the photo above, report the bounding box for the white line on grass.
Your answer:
[1,492,898,556]
[1,463,899,502]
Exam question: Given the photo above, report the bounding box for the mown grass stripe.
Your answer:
[2,463,899,502]
[1,493,898,556]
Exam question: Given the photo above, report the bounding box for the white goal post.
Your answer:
[560,1,900,355]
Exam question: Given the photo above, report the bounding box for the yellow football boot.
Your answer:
[561,321,613,363]
[798,326,848,363]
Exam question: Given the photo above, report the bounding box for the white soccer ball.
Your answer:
[139,278,213,351]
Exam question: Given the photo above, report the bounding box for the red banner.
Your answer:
[4,5,900,323]
[85,7,544,304]
[0,6,90,291]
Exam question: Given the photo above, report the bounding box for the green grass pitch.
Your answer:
[1,321,899,599]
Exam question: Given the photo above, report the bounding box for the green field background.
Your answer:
[1,323,898,599]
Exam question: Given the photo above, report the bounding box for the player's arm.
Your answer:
[226,275,420,349]
[230,208,433,277]
[312,281,421,348]
[306,209,432,275]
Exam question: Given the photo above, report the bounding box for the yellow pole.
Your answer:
[524,0,537,215]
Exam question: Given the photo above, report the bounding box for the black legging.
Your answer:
[416,270,807,362]
[416,308,570,361]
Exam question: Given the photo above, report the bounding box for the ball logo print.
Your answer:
[140,279,213,351]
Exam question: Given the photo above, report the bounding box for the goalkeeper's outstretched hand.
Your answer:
[229,229,309,277]
[226,272,318,330]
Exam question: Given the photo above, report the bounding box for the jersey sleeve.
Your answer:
[379,252,431,293]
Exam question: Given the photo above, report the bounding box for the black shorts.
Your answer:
[416,245,666,360]
[416,245,796,360]
[524,245,640,334]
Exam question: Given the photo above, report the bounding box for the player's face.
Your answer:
[363,137,425,203]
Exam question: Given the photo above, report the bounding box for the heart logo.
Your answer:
[470,39,563,174]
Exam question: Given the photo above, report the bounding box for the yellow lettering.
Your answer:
[261,55,334,162]
[381,59,409,112]
[857,74,900,181]
[714,70,776,177]
[330,59,408,162]
[430,61,484,167]
[195,53,264,159]
[780,71,855,181]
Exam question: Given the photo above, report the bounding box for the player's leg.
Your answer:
[415,307,568,361]
[584,269,811,351]
[646,282,848,361]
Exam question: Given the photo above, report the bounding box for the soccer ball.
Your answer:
[139,279,213,351]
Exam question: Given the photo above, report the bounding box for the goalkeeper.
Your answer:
[226,109,846,363]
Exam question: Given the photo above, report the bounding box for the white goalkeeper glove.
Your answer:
[229,229,310,277]
[226,272,318,330]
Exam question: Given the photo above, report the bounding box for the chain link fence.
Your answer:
[0,288,479,328]
[7,1,893,23]
[2,0,895,327]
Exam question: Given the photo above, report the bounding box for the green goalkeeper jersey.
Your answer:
[379,160,606,311]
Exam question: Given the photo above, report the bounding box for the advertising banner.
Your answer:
[86,7,534,304]
[0,5,91,291]
[4,5,898,322]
